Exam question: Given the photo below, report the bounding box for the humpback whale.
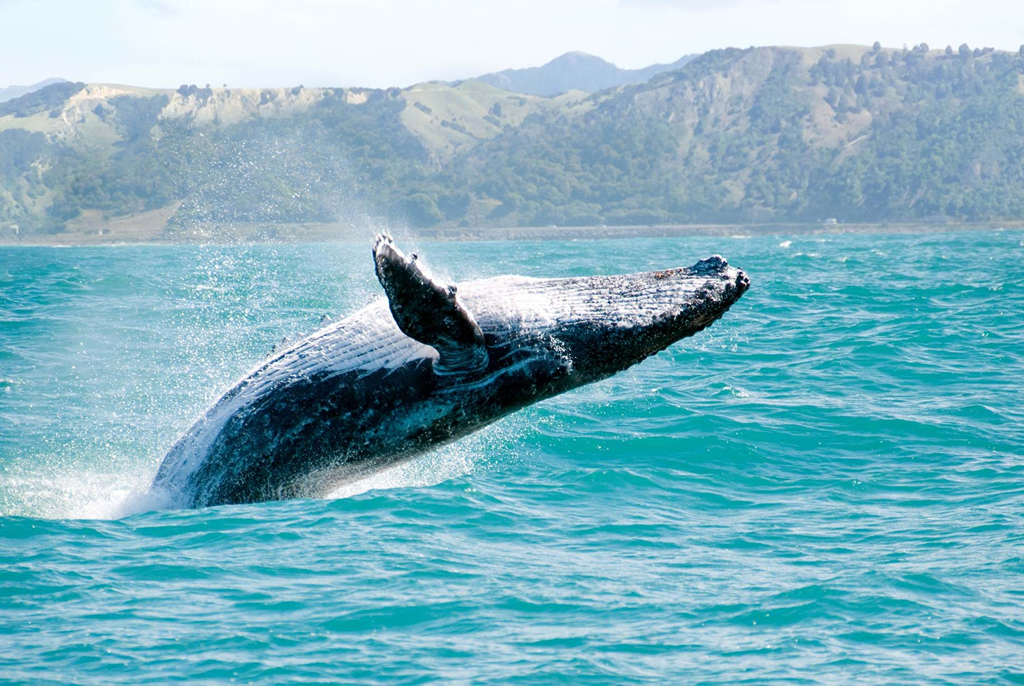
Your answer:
[152,235,749,508]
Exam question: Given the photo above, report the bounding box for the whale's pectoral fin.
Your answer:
[373,234,489,374]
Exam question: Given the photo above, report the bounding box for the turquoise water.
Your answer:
[2,232,1023,682]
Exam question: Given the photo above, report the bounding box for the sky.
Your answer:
[1,0,1023,89]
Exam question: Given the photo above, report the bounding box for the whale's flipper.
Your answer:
[373,234,488,374]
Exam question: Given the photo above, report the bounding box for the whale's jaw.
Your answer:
[514,255,750,381]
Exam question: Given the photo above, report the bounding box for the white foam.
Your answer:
[1,467,164,520]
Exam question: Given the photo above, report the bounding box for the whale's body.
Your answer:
[152,236,749,508]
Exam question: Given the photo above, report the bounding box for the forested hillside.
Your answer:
[0,78,68,104]
[2,43,1023,237]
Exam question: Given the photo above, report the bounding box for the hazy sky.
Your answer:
[1,0,1023,89]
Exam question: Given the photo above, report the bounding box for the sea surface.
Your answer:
[2,231,1023,682]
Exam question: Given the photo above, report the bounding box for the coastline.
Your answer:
[1,220,1021,247]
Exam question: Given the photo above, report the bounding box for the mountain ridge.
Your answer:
[470,51,697,96]
[2,43,1024,238]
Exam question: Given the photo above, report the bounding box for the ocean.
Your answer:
[2,231,1023,682]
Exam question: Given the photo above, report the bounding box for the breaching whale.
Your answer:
[151,235,749,508]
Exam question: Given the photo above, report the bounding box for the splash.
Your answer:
[327,441,480,500]
[0,417,522,521]
[0,465,162,520]
[326,418,522,500]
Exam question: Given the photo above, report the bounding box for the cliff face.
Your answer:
[2,44,1023,236]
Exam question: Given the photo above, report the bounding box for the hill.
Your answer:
[2,44,1024,239]
[472,51,696,96]
[0,78,68,103]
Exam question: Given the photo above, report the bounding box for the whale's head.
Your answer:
[480,256,749,385]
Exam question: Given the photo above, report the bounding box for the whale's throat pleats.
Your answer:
[373,235,489,374]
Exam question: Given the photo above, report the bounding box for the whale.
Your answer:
[151,235,750,508]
